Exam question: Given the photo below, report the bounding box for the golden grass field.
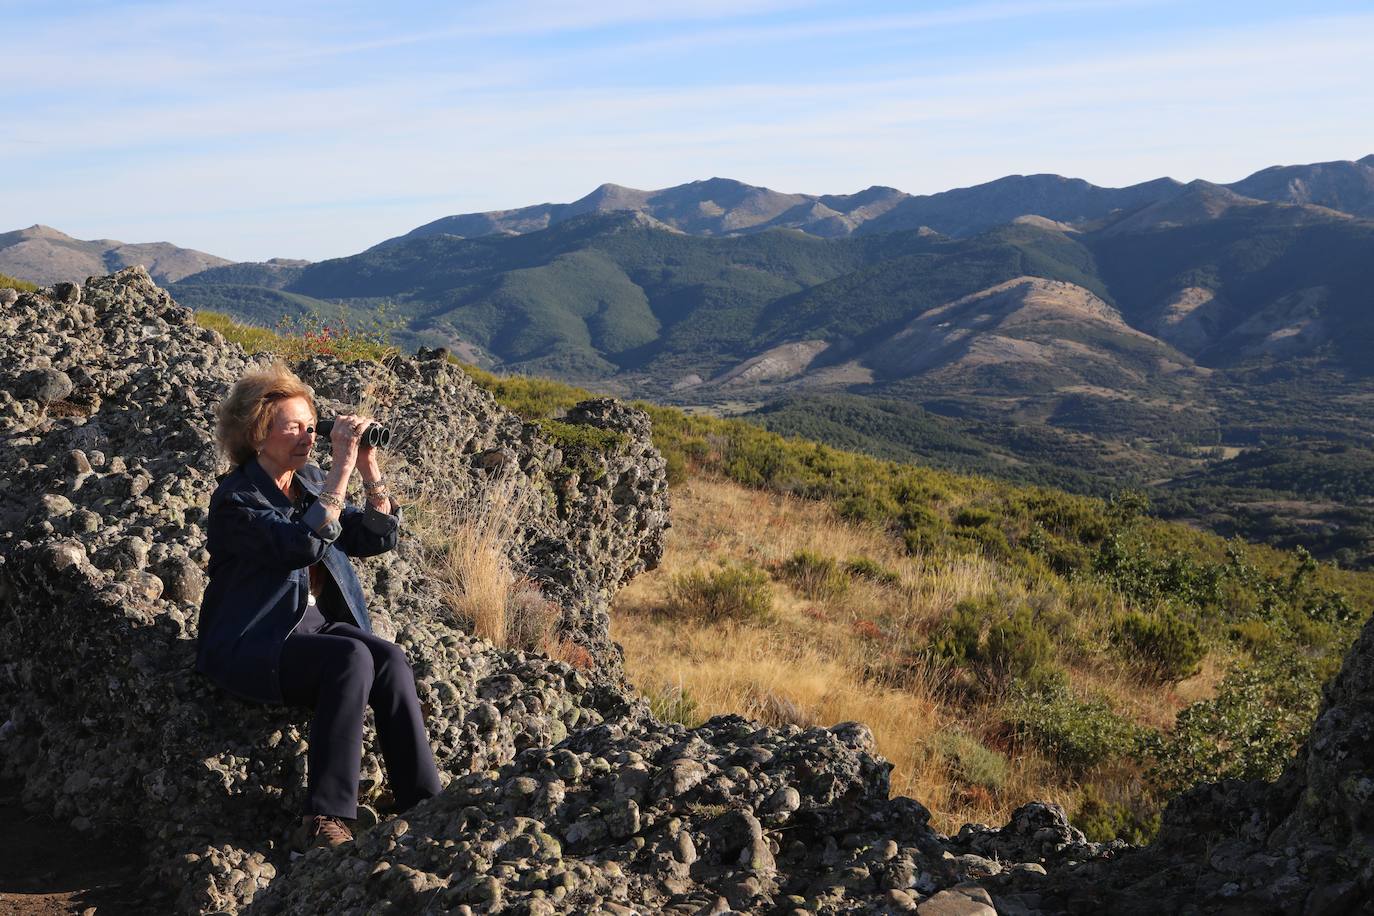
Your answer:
[610,475,1226,833]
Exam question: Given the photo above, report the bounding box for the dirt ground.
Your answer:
[0,781,145,916]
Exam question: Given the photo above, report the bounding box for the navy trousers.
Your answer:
[278,605,442,819]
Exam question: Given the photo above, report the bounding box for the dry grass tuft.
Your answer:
[409,469,557,650]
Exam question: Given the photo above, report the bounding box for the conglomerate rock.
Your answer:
[1,268,1372,914]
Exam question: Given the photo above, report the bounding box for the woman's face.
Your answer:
[257,396,317,473]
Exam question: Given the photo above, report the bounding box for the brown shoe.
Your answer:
[295,815,353,852]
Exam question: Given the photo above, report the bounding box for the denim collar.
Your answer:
[245,456,321,511]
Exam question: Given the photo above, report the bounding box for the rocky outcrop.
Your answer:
[0,268,668,911]
[2,269,1372,914]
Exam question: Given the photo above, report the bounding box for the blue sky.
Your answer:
[3,0,1372,261]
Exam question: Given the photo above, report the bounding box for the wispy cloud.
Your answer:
[2,2,1371,260]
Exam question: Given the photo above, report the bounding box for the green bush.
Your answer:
[986,607,1059,684]
[1146,654,1323,794]
[1229,618,1280,655]
[903,526,949,556]
[779,550,849,599]
[662,447,689,487]
[537,419,628,480]
[1074,784,1160,844]
[844,556,902,588]
[194,309,398,363]
[1093,533,1224,611]
[1113,609,1206,681]
[934,730,1009,793]
[463,364,592,419]
[1005,684,1146,775]
[931,600,1064,689]
[668,563,774,622]
[930,598,991,666]
[646,682,702,727]
[955,506,995,528]
[1106,489,1151,525]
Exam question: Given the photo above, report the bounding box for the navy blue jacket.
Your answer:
[196,458,401,704]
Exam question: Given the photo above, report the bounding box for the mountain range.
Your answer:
[6,155,1374,563]
[377,154,1374,244]
[0,224,232,286]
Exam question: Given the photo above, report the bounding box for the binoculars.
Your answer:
[315,419,394,449]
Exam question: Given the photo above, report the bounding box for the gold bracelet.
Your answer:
[362,477,387,493]
[317,491,345,511]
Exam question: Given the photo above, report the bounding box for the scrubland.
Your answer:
[197,309,1371,841]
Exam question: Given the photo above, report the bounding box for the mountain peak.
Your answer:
[7,224,80,243]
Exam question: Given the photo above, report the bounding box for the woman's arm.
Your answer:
[334,441,402,558]
[208,491,338,569]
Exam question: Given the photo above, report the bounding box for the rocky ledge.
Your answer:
[0,270,1371,914]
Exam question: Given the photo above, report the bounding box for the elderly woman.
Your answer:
[196,363,441,851]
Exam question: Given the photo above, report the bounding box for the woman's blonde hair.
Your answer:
[215,362,317,467]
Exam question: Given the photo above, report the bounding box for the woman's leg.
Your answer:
[314,623,442,811]
[278,631,376,819]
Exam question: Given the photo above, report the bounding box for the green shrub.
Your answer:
[903,526,949,556]
[1022,523,1093,576]
[194,309,398,363]
[1093,533,1224,611]
[955,506,995,528]
[837,489,902,526]
[934,730,1009,793]
[1113,609,1206,681]
[986,607,1058,683]
[930,598,991,666]
[196,310,287,354]
[1146,654,1323,794]
[1005,684,1146,775]
[662,446,689,487]
[931,600,1064,689]
[463,364,592,419]
[1074,784,1160,844]
[1229,618,1280,655]
[844,556,902,588]
[952,522,1011,559]
[668,563,774,622]
[273,311,400,362]
[779,550,849,599]
[1106,489,1151,525]
[646,682,702,727]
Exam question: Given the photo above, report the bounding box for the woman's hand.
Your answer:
[328,414,369,471]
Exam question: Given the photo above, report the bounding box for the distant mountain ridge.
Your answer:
[378,155,1374,246]
[0,225,231,286]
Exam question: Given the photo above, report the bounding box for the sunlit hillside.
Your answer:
[196,308,1373,842]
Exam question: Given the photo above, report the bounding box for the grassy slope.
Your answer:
[198,309,1374,840]
[1,272,39,292]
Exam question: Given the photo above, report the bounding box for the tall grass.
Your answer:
[407,469,549,650]
[0,272,38,292]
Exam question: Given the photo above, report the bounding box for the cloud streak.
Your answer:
[2,2,1371,260]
